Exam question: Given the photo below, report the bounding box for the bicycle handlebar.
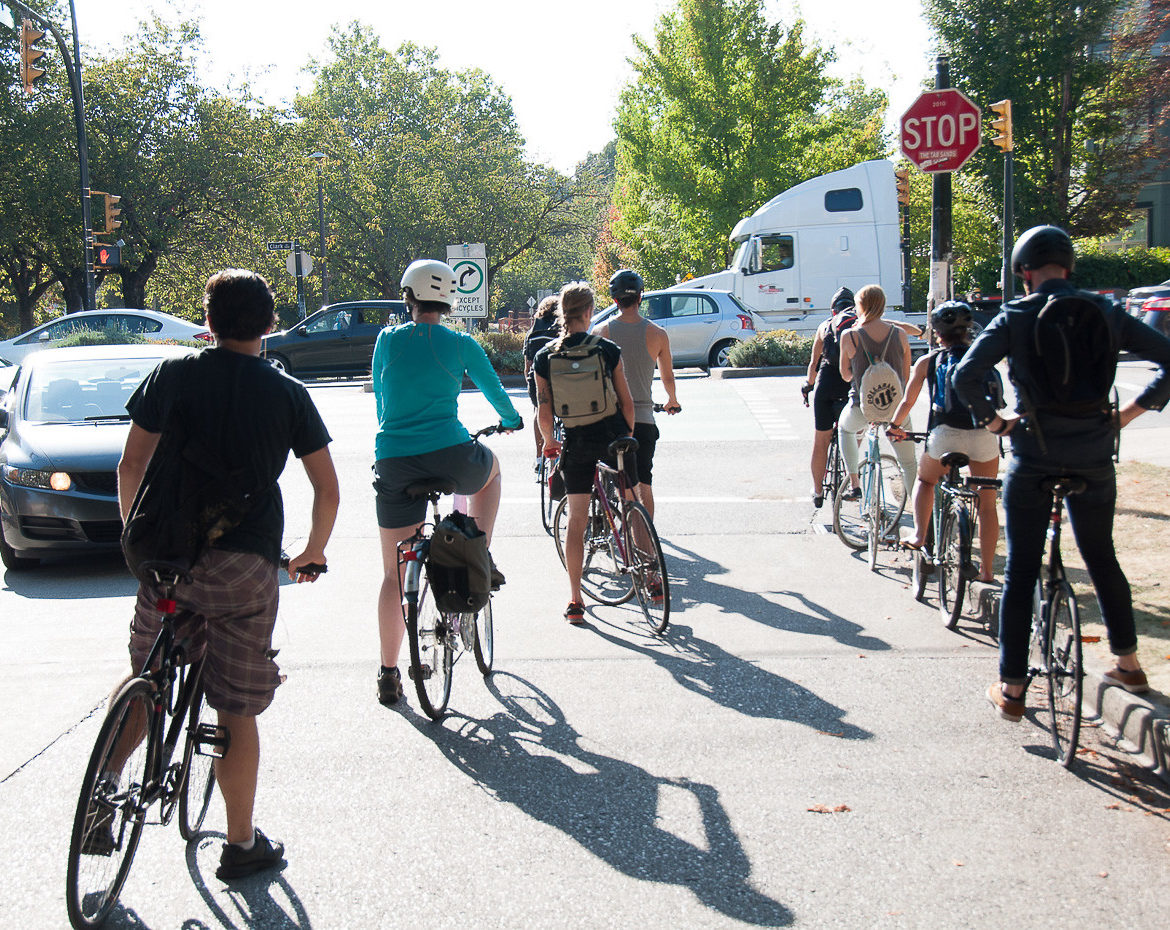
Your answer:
[279,554,328,575]
[472,419,522,440]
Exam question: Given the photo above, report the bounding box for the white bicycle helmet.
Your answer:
[400,259,458,306]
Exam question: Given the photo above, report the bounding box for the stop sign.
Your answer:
[900,89,982,173]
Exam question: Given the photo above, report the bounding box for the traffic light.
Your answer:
[104,194,122,234]
[895,168,911,206]
[19,19,47,95]
[94,243,121,269]
[990,99,1013,153]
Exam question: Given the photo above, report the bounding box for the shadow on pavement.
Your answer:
[410,672,793,927]
[662,539,891,654]
[2,550,137,600]
[585,614,871,740]
[184,832,310,930]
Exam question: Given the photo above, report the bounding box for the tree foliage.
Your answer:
[924,0,1170,237]
[611,0,889,287]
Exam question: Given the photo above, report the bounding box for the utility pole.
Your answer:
[930,56,953,311]
[990,100,1016,302]
[9,0,96,309]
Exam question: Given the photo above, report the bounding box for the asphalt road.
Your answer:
[2,368,1168,928]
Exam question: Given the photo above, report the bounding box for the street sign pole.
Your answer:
[930,56,953,311]
[293,239,306,319]
[1001,151,1015,302]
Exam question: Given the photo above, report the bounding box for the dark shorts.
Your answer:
[374,440,494,528]
[632,421,660,486]
[560,428,639,496]
[812,379,849,432]
[129,549,281,717]
[526,373,538,407]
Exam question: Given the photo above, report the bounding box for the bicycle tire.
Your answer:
[555,492,634,605]
[1046,582,1083,767]
[822,434,843,502]
[912,521,936,601]
[406,583,453,720]
[473,596,494,675]
[178,679,217,840]
[1025,581,1045,689]
[66,678,153,929]
[623,502,670,633]
[879,452,908,532]
[964,503,984,615]
[863,457,881,570]
[538,457,557,536]
[833,475,867,550]
[937,507,967,629]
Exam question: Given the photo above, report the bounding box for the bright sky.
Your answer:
[71,0,935,174]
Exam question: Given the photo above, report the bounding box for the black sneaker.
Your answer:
[216,828,285,881]
[841,487,862,502]
[377,666,403,706]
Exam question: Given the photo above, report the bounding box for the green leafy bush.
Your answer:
[474,331,526,373]
[1071,242,1170,291]
[726,330,814,367]
[53,328,148,348]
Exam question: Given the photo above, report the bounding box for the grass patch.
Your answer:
[1059,461,1170,696]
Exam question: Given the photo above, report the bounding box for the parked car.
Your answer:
[262,300,407,377]
[0,309,210,366]
[590,289,764,369]
[1125,280,1170,335]
[0,344,195,569]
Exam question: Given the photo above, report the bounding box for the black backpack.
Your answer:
[121,417,257,583]
[425,510,501,613]
[820,309,858,371]
[1030,292,1117,415]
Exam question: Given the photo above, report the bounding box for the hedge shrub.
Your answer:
[1071,243,1170,291]
[726,329,814,367]
[473,331,525,374]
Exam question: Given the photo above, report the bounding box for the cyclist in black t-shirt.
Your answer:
[802,287,855,507]
[533,281,635,625]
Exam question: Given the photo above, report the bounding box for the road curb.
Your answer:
[1084,662,1170,785]
[709,365,806,379]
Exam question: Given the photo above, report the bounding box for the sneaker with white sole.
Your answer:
[216,828,285,881]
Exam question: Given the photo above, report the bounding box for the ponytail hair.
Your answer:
[553,282,595,349]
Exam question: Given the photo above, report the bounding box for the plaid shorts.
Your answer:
[129,548,281,717]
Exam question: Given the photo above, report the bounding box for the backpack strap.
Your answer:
[861,324,896,366]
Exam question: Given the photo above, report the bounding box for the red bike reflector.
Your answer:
[402,549,419,562]
[156,598,177,613]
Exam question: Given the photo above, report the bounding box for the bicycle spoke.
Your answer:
[407,584,453,719]
[1046,584,1083,767]
[624,502,670,633]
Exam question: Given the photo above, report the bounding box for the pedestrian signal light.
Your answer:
[990,99,1013,153]
[895,168,911,206]
[94,244,121,269]
[19,19,47,95]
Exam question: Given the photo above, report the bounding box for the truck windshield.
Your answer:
[732,240,753,272]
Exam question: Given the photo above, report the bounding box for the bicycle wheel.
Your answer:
[964,503,984,615]
[538,457,557,536]
[832,475,866,550]
[66,678,153,929]
[1046,582,1083,767]
[863,457,882,570]
[912,521,935,601]
[178,680,217,841]
[937,507,967,629]
[473,596,494,675]
[822,435,843,502]
[879,453,908,537]
[623,502,670,633]
[406,584,453,720]
[555,492,633,605]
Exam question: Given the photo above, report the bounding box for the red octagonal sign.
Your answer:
[900,89,982,173]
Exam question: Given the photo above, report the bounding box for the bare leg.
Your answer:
[564,492,590,605]
[378,522,422,668]
[908,454,945,549]
[464,452,503,545]
[636,482,655,521]
[970,458,1000,582]
[810,428,832,497]
[214,712,259,845]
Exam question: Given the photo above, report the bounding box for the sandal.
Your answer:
[899,540,924,551]
[564,601,586,625]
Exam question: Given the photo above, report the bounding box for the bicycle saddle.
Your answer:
[608,436,639,457]
[406,478,458,499]
[139,559,194,586]
[1039,475,1088,496]
[939,452,970,470]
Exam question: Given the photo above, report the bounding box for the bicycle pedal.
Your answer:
[408,664,432,682]
[195,722,231,758]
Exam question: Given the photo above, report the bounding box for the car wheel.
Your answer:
[267,353,291,374]
[0,522,39,570]
[708,340,737,369]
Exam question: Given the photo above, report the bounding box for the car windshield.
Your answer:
[23,357,161,423]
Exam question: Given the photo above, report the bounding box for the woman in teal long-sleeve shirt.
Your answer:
[372,259,522,707]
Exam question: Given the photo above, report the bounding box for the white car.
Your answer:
[0,309,211,366]
[591,288,764,368]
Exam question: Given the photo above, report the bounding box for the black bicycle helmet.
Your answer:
[830,286,855,312]
[1011,225,1075,276]
[931,300,973,339]
[609,269,645,299]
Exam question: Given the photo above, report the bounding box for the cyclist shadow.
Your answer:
[180,833,311,929]
[587,615,870,740]
[407,673,793,927]
[661,539,891,655]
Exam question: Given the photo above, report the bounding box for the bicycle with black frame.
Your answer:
[551,432,670,633]
[398,423,507,720]
[898,432,1002,628]
[1023,475,1087,768]
[536,418,566,535]
[65,556,326,928]
[802,384,845,509]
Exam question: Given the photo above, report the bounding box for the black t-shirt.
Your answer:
[127,347,332,563]
[532,331,627,441]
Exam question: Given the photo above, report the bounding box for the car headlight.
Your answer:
[1,465,73,491]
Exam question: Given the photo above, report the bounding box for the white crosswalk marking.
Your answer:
[732,383,801,440]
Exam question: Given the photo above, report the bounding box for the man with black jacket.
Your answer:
[953,226,1170,721]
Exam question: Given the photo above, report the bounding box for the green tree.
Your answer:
[923,0,1170,237]
[612,0,889,287]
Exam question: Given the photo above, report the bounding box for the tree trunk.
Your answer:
[119,252,158,309]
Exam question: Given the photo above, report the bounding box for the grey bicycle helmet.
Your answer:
[930,300,973,339]
[830,286,855,312]
[608,269,645,300]
[1011,225,1075,276]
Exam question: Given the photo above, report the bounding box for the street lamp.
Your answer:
[309,152,329,305]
